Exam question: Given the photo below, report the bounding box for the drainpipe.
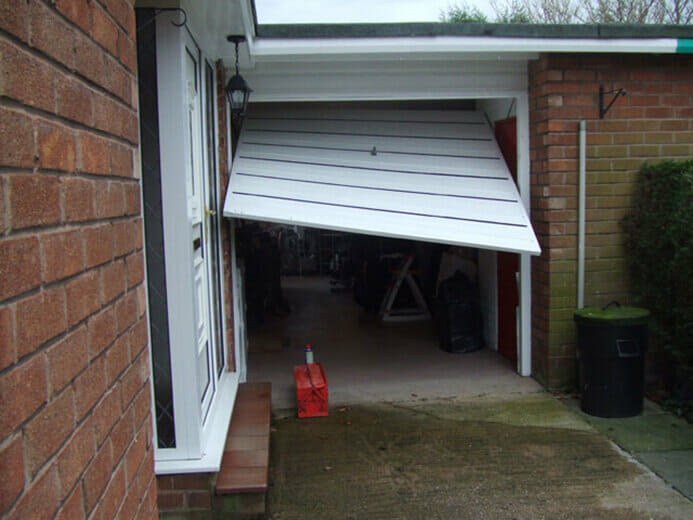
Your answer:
[577,120,586,309]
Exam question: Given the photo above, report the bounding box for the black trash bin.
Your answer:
[574,303,650,418]
[436,271,483,354]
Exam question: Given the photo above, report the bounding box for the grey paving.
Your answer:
[636,450,693,500]
[563,396,693,501]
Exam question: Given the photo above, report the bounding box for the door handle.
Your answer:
[203,207,215,240]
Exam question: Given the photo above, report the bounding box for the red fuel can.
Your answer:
[294,363,328,418]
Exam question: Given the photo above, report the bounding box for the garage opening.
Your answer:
[223,101,540,406]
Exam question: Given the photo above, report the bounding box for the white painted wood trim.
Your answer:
[230,221,248,382]
[239,0,256,45]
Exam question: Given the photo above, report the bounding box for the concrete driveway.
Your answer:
[266,393,692,519]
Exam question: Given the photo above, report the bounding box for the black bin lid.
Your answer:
[574,303,650,326]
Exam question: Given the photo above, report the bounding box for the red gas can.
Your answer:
[294,363,328,418]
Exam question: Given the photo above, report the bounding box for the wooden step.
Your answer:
[216,382,271,496]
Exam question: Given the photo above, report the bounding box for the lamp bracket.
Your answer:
[136,8,187,32]
[226,35,246,45]
[226,35,246,75]
[599,85,627,119]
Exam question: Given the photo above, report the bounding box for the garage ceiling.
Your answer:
[222,106,540,255]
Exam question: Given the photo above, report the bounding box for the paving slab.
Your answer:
[635,450,693,500]
[558,395,693,505]
[563,398,693,452]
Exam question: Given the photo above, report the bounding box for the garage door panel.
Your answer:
[233,175,527,226]
[241,130,500,157]
[224,108,540,255]
[248,106,487,124]
[229,194,536,254]
[243,119,492,141]
[238,145,509,178]
[233,158,519,201]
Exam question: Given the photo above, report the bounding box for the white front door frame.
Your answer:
[152,11,239,473]
[154,13,200,462]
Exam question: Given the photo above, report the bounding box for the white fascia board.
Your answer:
[249,50,540,63]
[239,0,256,67]
[249,36,678,61]
[240,0,257,43]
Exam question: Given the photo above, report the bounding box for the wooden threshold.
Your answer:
[216,382,272,495]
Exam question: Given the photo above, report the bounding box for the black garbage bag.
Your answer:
[436,271,483,353]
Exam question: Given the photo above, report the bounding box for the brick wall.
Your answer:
[0,1,157,518]
[529,53,693,388]
[157,473,265,518]
[215,60,235,371]
[157,473,214,518]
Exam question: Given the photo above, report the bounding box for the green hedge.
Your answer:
[622,160,693,368]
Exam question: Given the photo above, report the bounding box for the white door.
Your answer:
[185,43,214,420]
[202,61,226,384]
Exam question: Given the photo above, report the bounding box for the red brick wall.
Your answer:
[529,53,693,388]
[157,473,214,518]
[215,61,235,372]
[0,1,157,518]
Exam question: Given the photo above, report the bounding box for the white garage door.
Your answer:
[222,106,540,255]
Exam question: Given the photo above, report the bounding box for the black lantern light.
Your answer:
[225,35,252,116]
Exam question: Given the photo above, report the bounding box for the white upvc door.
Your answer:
[184,39,215,421]
[203,60,223,383]
[154,12,238,472]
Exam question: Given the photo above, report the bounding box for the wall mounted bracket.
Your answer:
[136,8,187,33]
[599,85,627,119]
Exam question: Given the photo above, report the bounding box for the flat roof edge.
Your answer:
[257,22,693,41]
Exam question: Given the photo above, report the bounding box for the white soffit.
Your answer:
[223,106,540,255]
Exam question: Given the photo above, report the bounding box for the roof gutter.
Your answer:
[249,36,688,62]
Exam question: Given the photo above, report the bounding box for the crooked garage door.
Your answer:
[223,106,540,255]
